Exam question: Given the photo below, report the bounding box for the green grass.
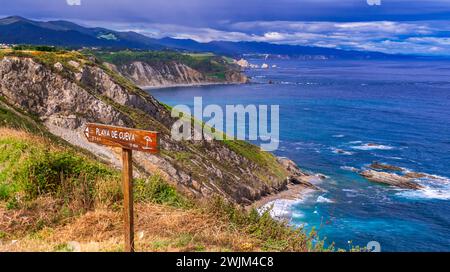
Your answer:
[54,243,74,252]
[174,233,194,248]
[0,135,117,201]
[223,140,287,182]
[0,99,47,135]
[0,48,90,80]
[150,239,171,251]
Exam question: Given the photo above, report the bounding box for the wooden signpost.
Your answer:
[84,123,160,252]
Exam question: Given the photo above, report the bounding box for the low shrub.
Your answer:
[134,175,189,208]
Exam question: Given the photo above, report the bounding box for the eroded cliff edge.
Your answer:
[0,50,315,205]
[92,51,248,88]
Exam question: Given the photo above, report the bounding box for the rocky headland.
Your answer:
[0,48,313,206]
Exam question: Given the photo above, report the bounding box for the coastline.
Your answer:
[248,183,316,210]
[141,81,245,90]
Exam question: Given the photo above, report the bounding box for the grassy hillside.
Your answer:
[0,101,328,252]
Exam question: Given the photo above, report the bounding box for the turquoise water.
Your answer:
[148,59,450,252]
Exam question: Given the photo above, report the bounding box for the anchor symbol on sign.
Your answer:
[143,136,153,150]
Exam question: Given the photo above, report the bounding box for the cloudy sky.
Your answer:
[2,0,450,55]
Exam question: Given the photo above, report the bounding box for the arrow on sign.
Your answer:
[84,127,90,138]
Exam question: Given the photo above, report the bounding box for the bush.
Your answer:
[134,175,189,208]
[0,134,120,210]
[18,151,117,200]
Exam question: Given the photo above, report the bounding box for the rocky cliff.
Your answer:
[92,51,248,88]
[107,61,248,88]
[0,49,314,204]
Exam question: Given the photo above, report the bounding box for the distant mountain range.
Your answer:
[0,16,164,49]
[0,16,413,59]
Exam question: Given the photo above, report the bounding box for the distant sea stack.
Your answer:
[234,58,260,69]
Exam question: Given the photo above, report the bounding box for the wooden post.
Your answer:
[122,148,134,252]
[84,124,159,253]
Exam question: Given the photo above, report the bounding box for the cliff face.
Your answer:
[0,51,312,204]
[108,61,248,88]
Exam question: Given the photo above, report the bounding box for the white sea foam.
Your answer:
[291,211,305,219]
[396,185,450,200]
[351,143,394,151]
[258,198,305,219]
[317,196,334,203]
[396,175,450,200]
[340,166,360,172]
[374,154,403,160]
[342,189,358,193]
[427,174,450,182]
[259,190,318,220]
[332,134,345,138]
[331,147,354,155]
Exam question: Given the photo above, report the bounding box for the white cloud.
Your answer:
[66,0,81,6]
[263,32,285,41]
[69,18,450,56]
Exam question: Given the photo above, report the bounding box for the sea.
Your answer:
[147,58,450,252]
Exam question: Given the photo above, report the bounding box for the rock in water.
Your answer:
[403,172,429,179]
[370,162,404,172]
[360,170,423,190]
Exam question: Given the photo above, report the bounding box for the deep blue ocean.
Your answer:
[148,59,450,252]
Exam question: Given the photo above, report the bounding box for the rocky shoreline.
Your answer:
[249,183,317,210]
[248,157,324,209]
